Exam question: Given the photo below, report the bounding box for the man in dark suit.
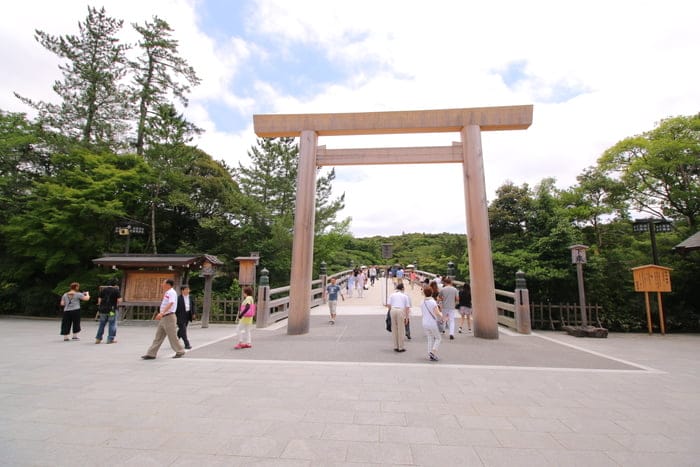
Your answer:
[176,285,195,350]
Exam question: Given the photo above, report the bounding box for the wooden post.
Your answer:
[514,270,531,334]
[200,260,216,328]
[576,261,588,326]
[256,273,270,329]
[287,130,318,335]
[657,291,666,335]
[644,291,653,335]
[201,274,213,328]
[461,125,498,339]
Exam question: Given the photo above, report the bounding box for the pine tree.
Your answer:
[236,137,346,230]
[131,16,201,155]
[15,6,131,150]
[237,138,299,225]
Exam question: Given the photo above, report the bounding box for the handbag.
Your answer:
[238,303,256,319]
[423,302,445,333]
[385,310,392,332]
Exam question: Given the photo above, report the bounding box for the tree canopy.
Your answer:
[599,114,700,229]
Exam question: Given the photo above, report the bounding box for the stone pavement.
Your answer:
[1,282,699,466]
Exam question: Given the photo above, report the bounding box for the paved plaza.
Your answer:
[1,282,699,466]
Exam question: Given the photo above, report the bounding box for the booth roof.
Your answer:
[92,254,224,268]
[674,231,700,252]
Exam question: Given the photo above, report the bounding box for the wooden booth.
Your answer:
[92,254,223,323]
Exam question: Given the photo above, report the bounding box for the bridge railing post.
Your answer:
[320,261,328,304]
[256,268,270,328]
[514,270,531,334]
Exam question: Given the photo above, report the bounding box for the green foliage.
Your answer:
[1,149,151,275]
[598,114,700,229]
[233,137,347,284]
[488,181,532,238]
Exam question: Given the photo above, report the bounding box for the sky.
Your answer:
[2,0,698,237]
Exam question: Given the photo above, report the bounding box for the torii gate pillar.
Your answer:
[462,125,498,338]
[287,130,318,334]
[254,105,533,338]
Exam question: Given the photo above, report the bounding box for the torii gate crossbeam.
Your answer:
[253,105,533,339]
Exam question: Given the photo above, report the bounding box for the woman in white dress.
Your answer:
[421,286,443,361]
[356,271,366,298]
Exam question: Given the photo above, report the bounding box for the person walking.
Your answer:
[176,285,195,349]
[438,277,459,340]
[429,280,440,300]
[60,282,90,341]
[421,286,443,361]
[141,279,185,359]
[409,270,417,290]
[325,277,344,325]
[404,285,413,340]
[234,286,256,349]
[458,283,473,333]
[395,267,405,286]
[357,270,366,298]
[95,278,121,344]
[386,282,411,352]
[346,272,355,298]
[369,266,377,286]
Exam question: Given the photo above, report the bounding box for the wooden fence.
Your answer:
[529,302,603,330]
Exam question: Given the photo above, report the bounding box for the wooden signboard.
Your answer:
[235,256,259,286]
[632,265,672,292]
[124,271,176,302]
[631,265,672,335]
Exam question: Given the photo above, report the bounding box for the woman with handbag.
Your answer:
[234,286,256,349]
[421,286,443,361]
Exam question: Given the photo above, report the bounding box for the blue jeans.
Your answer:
[96,312,117,342]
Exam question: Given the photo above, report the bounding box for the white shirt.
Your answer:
[421,297,441,328]
[160,288,177,315]
[388,291,410,309]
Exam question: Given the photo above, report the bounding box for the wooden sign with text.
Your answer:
[631,264,672,335]
[124,271,176,302]
[632,265,672,292]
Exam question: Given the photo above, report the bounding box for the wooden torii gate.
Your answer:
[253,105,533,339]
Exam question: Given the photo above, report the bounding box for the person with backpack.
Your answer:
[458,283,473,333]
[95,278,121,344]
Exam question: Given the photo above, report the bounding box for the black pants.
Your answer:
[177,322,190,348]
[60,309,81,335]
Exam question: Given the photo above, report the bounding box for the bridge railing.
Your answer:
[255,268,532,334]
[446,277,521,331]
[255,269,354,327]
[118,268,537,334]
[119,269,597,333]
